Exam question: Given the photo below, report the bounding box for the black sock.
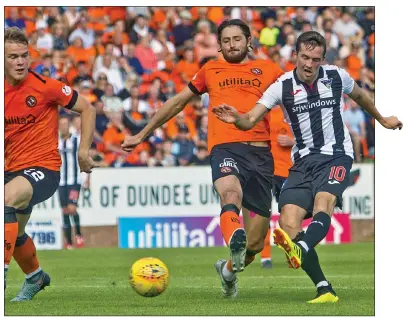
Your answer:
[73,212,81,236]
[302,248,327,286]
[63,215,72,245]
[299,212,331,251]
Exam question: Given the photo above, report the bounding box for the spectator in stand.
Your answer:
[93,54,124,93]
[194,20,218,64]
[93,73,108,99]
[172,126,195,166]
[343,100,366,163]
[93,99,110,142]
[72,61,93,86]
[68,15,95,49]
[333,10,364,45]
[172,10,194,51]
[195,114,208,148]
[122,98,149,135]
[259,17,280,48]
[34,54,57,78]
[125,43,145,76]
[191,146,210,166]
[35,20,54,52]
[134,35,158,74]
[172,48,200,93]
[129,14,151,44]
[51,22,68,51]
[151,29,176,71]
[162,140,176,167]
[101,83,124,113]
[6,8,26,31]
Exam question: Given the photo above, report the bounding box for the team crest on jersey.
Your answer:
[62,85,72,96]
[25,96,37,108]
[251,68,262,75]
[321,78,333,89]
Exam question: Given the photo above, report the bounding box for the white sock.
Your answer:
[222,263,235,281]
[298,241,309,252]
[261,258,271,262]
[316,281,329,288]
[25,267,42,280]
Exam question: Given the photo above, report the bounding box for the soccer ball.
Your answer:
[129,257,169,297]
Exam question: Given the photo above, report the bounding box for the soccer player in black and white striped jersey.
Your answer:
[58,116,88,249]
[213,31,402,303]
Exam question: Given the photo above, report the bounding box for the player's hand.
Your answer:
[379,116,403,130]
[277,134,294,147]
[78,151,99,173]
[212,104,241,124]
[121,134,144,152]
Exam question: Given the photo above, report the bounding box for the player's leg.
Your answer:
[10,167,60,301]
[68,185,84,248]
[213,174,243,298]
[59,186,73,249]
[4,176,33,289]
[211,144,250,298]
[214,174,245,271]
[242,207,269,268]
[296,155,353,254]
[260,226,272,268]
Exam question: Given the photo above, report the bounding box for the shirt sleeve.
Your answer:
[47,78,78,109]
[257,80,283,110]
[188,64,207,95]
[338,68,355,94]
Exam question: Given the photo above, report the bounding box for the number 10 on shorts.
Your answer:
[328,166,346,184]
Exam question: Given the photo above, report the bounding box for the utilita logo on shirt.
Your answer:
[218,77,261,88]
[292,98,337,113]
[5,114,36,125]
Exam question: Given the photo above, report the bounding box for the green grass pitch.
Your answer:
[5,242,374,316]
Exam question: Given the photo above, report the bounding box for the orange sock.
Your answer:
[260,227,272,260]
[13,233,40,276]
[220,210,242,246]
[5,222,19,268]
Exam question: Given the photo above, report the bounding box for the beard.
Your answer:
[222,46,249,64]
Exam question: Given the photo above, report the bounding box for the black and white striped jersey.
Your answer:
[258,65,355,162]
[58,134,82,186]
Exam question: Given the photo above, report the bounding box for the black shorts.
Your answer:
[4,166,60,214]
[210,142,274,217]
[273,175,287,203]
[59,184,82,207]
[278,154,353,219]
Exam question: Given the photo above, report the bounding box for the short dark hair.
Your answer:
[5,27,28,46]
[296,31,326,57]
[217,19,251,42]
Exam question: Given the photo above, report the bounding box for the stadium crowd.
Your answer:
[5,6,376,167]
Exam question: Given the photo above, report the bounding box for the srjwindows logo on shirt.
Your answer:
[291,98,337,113]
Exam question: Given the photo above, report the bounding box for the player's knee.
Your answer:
[67,204,77,214]
[314,192,336,215]
[220,189,242,206]
[5,188,31,209]
[247,236,264,252]
[279,209,302,236]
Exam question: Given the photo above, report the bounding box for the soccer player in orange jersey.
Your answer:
[260,107,294,268]
[4,27,97,301]
[122,19,284,298]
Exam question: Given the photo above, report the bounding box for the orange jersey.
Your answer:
[269,107,293,178]
[5,70,78,172]
[189,59,284,152]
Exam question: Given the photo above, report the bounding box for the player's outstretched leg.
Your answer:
[260,226,272,268]
[12,233,50,301]
[214,259,238,298]
[292,231,338,303]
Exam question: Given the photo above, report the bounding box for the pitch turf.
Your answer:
[5,242,374,316]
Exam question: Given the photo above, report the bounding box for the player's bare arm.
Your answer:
[121,86,196,152]
[71,95,98,173]
[348,83,403,130]
[212,102,269,131]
